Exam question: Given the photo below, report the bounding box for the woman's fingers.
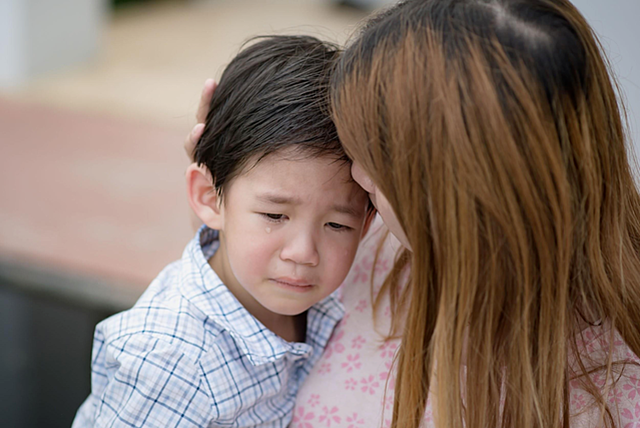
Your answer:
[185,79,216,161]
[197,79,217,123]
[184,123,205,160]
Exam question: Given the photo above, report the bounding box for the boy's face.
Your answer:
[210,149,370,317]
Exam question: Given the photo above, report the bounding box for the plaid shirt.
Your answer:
[73,227,344,428]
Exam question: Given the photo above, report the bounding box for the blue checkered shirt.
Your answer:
[72,226,344,427]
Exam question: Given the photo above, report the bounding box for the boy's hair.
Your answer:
[194,35,343,198]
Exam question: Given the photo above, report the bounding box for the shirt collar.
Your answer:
[179,226,344,366]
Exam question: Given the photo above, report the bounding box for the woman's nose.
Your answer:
[279,231,320,266]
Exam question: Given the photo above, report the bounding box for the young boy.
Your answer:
[72,36,372,428]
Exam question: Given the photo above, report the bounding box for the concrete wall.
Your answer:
[0,0,106,87]
[572,0,640,161]
[0,1,27,86]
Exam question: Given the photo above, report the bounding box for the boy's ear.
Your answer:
[360,205,376,239]
[186,163,224,230]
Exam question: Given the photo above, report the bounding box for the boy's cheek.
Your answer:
[229,242,272,273]
[225,228,274,273]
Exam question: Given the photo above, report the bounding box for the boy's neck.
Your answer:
[209,242,307,343]
[269,312,307,344]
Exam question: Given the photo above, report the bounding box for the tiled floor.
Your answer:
[0,0,369,297]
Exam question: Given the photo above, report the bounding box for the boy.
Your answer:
[72,36,372,427]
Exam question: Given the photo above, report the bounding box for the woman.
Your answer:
[188,1,640,426]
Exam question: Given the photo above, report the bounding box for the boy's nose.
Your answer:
[280,232,319,267]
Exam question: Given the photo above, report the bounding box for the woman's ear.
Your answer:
[186,163,224,230]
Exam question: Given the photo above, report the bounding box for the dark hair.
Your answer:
[194,35,343,198]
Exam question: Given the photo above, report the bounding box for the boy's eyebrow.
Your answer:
[256,193,362,218]
[331,203,362,218]
[257,193,302,205]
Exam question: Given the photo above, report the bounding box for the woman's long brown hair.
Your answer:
[331,1,640,427]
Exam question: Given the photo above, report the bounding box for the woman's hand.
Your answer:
[185,78,217,161]
[186,79,216,231]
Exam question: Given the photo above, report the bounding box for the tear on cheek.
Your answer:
[265,227,271,234]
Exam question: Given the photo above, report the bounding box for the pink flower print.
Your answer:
[609,388,624,405]
[355,299,368,312]
[345,378,358,391]
[569,379,582,390]
[591,372,607,389]
[330,316,349,337]
[293,406,315,428]
[624,378,640,400]
[351,260,370,284]
[382,418,392,428]
[598,335,625,354]
[374,257,390,275]
[383,305,391,318]
[383,392,394,410]
[622,402,640,428]
[379,359,396,390]
[318,363,331,375]
[362,256,374,270]
[379,341,399,359]
[579,329,601,354]
[333,322,345,337]
[575,330,592,351]
[346,412,365,427]
[571,392,587,410]
[318,406,341,427]
[379,370,396,391]
[341,354,362,372]
[352,335,366,349]
[360,374,380,395]
[625,348,639,361]
[308,394,320,408]
[423,407,434,424]
[324,330,345,359]
[372,282,383,299]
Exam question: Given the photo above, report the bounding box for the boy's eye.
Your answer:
[261,213,285,221]
[327,222,351,231]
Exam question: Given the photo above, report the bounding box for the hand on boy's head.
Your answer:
[185,79,216,231]
[184,79,217,161]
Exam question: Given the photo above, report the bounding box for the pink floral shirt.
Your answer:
[291,217,640,428]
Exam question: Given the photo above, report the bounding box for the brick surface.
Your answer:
[0,98,194,291]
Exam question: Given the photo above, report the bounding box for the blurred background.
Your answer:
[0,0,638,427]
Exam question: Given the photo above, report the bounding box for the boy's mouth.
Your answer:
[270,277,313,288]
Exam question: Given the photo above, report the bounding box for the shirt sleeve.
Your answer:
[91,333,215,428]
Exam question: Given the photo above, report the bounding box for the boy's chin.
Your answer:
[267,303,312,317]
[261,296,316,317]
